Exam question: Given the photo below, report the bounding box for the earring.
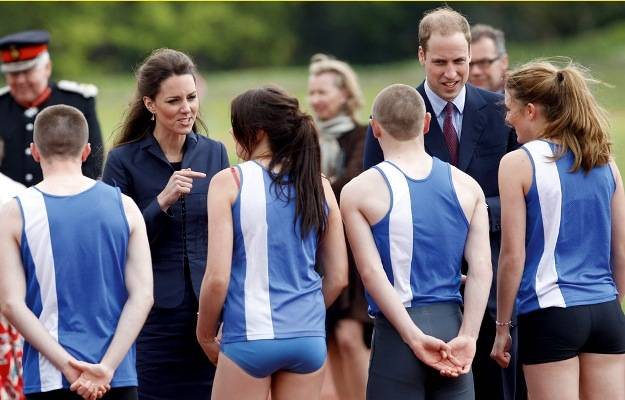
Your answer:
[151,113,155,121]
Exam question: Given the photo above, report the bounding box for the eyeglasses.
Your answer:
[469,56,500,69]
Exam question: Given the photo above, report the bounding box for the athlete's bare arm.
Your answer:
[71,195,154,394]
[609,161,625,304]
[447,167,492,373]
[197,168,239,365]
[341,170,459,376]
[491,149,532,368]
[318,177,348,308]
[0,200,90,392]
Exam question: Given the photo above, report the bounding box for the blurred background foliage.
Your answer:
[1,2,625,165]
[2,2,625,76]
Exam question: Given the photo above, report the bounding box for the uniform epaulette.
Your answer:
[0,86,9,96]
[57,80,98,98]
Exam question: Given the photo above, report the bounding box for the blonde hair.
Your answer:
[506,59,612,172]
[418,7,471,52]
[309,54,364,118]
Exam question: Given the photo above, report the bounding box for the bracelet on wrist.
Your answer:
[495,320,515,327]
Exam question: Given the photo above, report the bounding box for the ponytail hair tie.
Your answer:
[556,71,564,83]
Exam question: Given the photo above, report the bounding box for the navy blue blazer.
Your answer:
[102,132,229,308]
[363,82,518,233]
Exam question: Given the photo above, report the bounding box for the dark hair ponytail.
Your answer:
[231,86,326,237]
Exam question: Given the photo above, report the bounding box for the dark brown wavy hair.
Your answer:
[113,48,207,147]
[231,86,326,237]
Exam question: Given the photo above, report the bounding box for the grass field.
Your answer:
[89,20,625,166]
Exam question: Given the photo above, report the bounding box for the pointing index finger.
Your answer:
[178,169,207,179]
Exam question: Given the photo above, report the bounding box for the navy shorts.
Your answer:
[221,336,326,378]
[518,299,625,365]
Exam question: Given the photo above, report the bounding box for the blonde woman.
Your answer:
[491,60,625,400]
[308,54,370,400]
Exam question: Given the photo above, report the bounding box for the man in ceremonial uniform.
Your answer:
[0,29,103,186]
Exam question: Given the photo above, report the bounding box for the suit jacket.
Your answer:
[363,82,518,313]
[0,82,104,186]
[102,132,229,308]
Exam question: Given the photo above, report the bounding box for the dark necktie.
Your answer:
[443,102,459,166]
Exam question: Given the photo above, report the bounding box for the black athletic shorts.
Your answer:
[518,299,625,365]
[26,387,137,400]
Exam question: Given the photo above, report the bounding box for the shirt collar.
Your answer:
[140,131,198,150]
[424,80,466,118]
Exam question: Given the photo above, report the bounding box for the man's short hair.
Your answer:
[418,7,471,52]
[471,24,507,57]
[372,84,426,141]
[33,105,88,159]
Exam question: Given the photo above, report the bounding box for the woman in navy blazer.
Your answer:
[103,48,228,400]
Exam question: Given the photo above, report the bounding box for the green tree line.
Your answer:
[1,2,625,77]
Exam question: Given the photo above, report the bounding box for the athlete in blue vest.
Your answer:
[341,84,492,399]
[0,105,153,400]
[196,86,347,400]
[492,61,625,400]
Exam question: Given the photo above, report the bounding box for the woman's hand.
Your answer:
[157,169,206,211]
[198,337,220,366]
[490,326,512,368]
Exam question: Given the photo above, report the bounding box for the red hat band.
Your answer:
[1,44,48,63]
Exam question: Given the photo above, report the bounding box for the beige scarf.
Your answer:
[317,114,355,178]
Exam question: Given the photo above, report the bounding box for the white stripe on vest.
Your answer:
[524,141,566,308]
[377,162,414,307]
[239,162,275,339]
[18,188,63,391]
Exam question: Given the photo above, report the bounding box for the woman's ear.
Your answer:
[143,96,154,114]
[526,102,537,120]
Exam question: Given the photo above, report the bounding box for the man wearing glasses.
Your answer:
[469,24,509,93]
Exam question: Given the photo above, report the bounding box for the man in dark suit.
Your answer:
[363,7,521,400]
[0,30,103,186]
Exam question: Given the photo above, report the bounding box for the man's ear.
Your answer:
[501,54,509,71]
[30,143,41,163]
[418,46,426,66]
[423,112,431,136]
[44,60,52,79]
[371,119,382,139]
[81,143,92,162]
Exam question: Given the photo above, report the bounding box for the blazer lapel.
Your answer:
[418,84,450,163]
[140,134,171,166]
[181,132,199,168]
[458,84,487,171]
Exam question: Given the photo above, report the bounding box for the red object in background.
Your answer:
[0,316,25,400]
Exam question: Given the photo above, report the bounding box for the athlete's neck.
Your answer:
[382,139,433,180]
[248,140,273,167]
[38,161,94,195]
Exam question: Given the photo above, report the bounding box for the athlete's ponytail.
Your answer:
[505,59,611,172]
[230,86,326,237]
